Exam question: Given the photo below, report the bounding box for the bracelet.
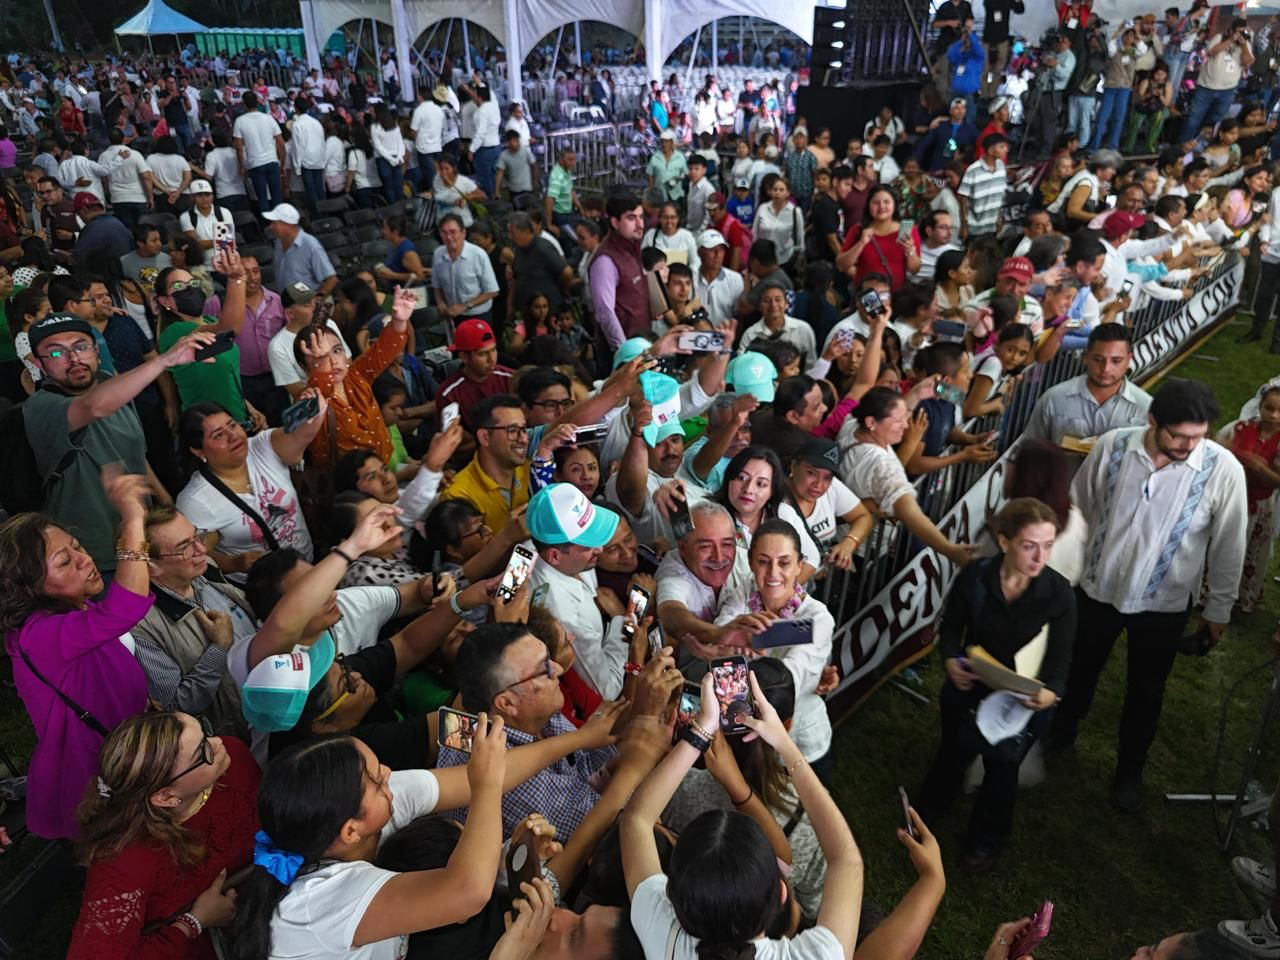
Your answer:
[115,539,149,558]
[785,754,807,776]
[330,547,356,565]
[679,724,712,753]
[732,786,754,807]
[688,720,716,743]
[843,532,860,546]
[175,911,203,939]
[623,661,644,677]
[449,592,464,615]
[116,549,151,563]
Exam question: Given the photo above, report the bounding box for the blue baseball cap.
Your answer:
[526,483,620,548]
[612,336,652,370]
[241,632,336,732]
[726,352,778,403]
[639,371,684,446]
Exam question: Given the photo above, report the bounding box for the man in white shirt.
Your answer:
[178,180,234,251]
[98,128,151,228]
[913,209,960,280]
[380,51,399,102]
[526,483,630,700]
[409,88,445,191]
[267,281,350,396]
[470,84,503,199]
[232,90,285,214]
[289,95,326,217]
[503,100,533,147]
[737,281,817,366]
[203,128,249,212]
[693,229,744,329]
[1048,379,1247,812]
[655,500,745,662]
[57,137,131,206]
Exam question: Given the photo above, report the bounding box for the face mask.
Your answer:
[172,286,206,317]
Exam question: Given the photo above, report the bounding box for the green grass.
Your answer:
[2,317,1277,958]
[828,315,1280,959]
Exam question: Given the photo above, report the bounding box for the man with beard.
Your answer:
[1047,379,1247,812]
[22,312,214,578]
[589,195,648,365]
[1022,325,1152,447]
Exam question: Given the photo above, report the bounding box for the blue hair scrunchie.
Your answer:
[254,830,304,885]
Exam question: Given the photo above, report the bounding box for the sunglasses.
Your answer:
[314,654,358,721]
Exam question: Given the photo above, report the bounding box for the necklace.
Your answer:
[179,785,213,822]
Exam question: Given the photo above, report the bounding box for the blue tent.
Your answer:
[114,0,209,38]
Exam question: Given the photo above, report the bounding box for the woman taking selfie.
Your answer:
[0,468,155,840]
[715,519,836,779]
[916,497,1075,873]
[67,711,258,958]
[620,668,863,960]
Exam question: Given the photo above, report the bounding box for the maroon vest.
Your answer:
[594,230,648,337]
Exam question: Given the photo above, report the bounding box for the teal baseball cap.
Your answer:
[639,371,684,446]
[612,336,652,369]
[527,482,620,548]
[727,352,778,403]
[241,632,336,732]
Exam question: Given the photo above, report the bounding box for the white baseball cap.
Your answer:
[188,179,213,194]
[697,229,728,250]
[263,203,301,225]
[526,483,620,548]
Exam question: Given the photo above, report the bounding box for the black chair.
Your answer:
[310,216,345,235]
[379,199,408,219]
[259,263,276,287]
[351,224,382,244]
[344,208,380,227]
[241,243,274,265]
[232,209,263,242]
[319,233,346,251]
[360,238,391,259]
[316,196,352,216]
[138,212,178,230]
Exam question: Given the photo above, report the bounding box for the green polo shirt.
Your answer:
[548,164,574,215]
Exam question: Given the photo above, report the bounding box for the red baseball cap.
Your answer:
[997,256,1033,283]
[1102,211,1146,240]
[449,317,496,352]
[72,191,102,213]
[708,191,727,208]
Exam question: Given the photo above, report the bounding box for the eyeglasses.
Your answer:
[457,520,490,543]
[530,398,573,414]
[154,529,208,560]
[501,657,556,694]
[38,341,97,362]
[165,714,215,785]
[167,279,203,293]
[482,423,529,440]
[314,654,357,721]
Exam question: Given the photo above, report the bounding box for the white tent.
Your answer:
[115,0,210,38]
[300,0,816,102]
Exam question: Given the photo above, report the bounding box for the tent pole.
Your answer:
[574,22,582,67]
[711,19,717,71]
[551,24,564,75]
[899,0,933,75]
[441,18,455,69]
[354,19,365,70]
[41,0,63,51]
[461,18,471,73]
[683,25,701,93]
[373,21,383,94]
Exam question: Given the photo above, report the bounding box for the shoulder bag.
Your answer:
[198,464,281,552]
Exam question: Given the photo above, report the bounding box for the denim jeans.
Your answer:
[473,144,502,199]
[112,201,147,229]
[1164,51,1190,101]
[1069,95,1096,146]
[248,162,282,213]
[376,157,404,204]
[300,167,325,215]
[1089,87,1130,150]
[416,151,439,191]
[1180,85,1237,143]
[172,122,193,152]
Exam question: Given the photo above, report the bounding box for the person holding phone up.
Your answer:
[915,498,1075,874]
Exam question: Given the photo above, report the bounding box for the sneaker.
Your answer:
[1234,857,1278,899]
[1220,912,1280,958]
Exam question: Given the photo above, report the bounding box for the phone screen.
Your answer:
[898,786,919,840]
[281,395,318,433]
[441,402,460,432]
[711,657,752,734]
[625,586,650,624]
[669,497,694,541]
[437,707,478,753]
[860,290,885,317]
[673,680,702,743]
[498,546,535,601]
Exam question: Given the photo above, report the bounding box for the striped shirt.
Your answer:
[958,157,1007,237]
[914,241,961,281]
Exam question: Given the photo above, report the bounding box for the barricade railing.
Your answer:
[820,249,1247,723]
[541,124,624,197]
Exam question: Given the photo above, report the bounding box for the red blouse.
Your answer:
[841,225,914,291]
[66,737,261,960]
[1230,419,1280,511]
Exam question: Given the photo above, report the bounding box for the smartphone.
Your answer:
[710,655,753,735]
[429,548,441,598]
[751,619,814,649]
[859,289,886,318]
[506,830,540,897]
[673,680,702,743]
[193,329,236,361]
[1104,193,1117,209]
[936,381,967,406]
[573,422,610,444]
[898,786,919,840]
[213,220,236,257]
[1007,902,1054,960]
[931,318,966,341]
[834,326,856,351]
[440,401,460,432]
[622,585,650,639]
[1064,316,1083,329]
[281,395,319,433]
[647,621,665,657]
[669,495,694,541]
[676,331,726,353]
[437,706,479,753]
[1120,278,1135,299]
[496,544,536,602]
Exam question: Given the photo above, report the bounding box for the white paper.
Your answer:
[976,690,1034,745]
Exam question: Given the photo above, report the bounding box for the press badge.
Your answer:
[993,10,1002,21]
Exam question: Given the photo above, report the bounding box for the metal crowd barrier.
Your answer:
[541,124,624,197]
[818,249,1246,721]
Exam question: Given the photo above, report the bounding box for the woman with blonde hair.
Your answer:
[66,711,259,958]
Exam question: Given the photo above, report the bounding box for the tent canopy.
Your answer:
[115,0,209,37]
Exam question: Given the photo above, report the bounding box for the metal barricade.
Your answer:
[541,124,623,197]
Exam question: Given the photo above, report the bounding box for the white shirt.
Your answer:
[503,113,531,147]
[290,112,326,171]
[655,548,723,622]
[146,153,191,193]
[57,153,125,204]
[753,201,806,265]
[409,100,444,153]
[715,590,833,760]
[269,771,440,960]
[175,431,314,568]
[777,478,859,563]
[1073,427,1247,623]
[178,204,234,243]
[233,110,283,170]
[204,145,246,198]
[640,226,700,274]
[98,145,151,204]
[472,99,501,149]
[347,148,375,189]
[738,314,817,365]
[267,319,349,387]
[694,267,745,328]
[323,136,346,184]
[527,559,626,699]
[371,122,406,165]
[836,428,916,516]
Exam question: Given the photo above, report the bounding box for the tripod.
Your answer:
[1166,659,1280,853]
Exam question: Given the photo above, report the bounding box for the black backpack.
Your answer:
[0,399,76,516]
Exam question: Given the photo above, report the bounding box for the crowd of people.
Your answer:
[0,4,1276,957]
